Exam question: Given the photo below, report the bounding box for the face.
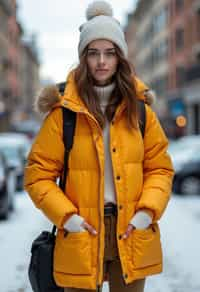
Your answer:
[86,39,118,86]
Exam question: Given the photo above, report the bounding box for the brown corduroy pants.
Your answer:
[64,214,145,292]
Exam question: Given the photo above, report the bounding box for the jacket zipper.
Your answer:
[96,180,102,290]
[94,127,103,290]
[86,116,103,289]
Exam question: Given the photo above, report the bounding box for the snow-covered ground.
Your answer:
[0,192,51,291]
[0,192,200,292]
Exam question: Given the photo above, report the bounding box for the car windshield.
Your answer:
[0,146,19,160]
[187,150,200,162]
[168,137,200,156]
[169,143,200,166]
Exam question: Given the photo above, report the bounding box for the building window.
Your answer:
[152,75,168,95]
[152,38,168,64]
[0,10,8,36]
[197,52,200,63]
[175,0,184,12]
[176,66,185,87]
[160,38,168,59]
[175,28,184,51]
[153,6,168,34]
[197,10,200,39]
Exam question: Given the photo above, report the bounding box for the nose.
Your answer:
[99,53,105,65]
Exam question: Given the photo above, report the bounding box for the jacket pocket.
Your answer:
[131,223,162,269]
[54,230,92,275]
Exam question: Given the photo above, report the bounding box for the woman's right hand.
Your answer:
[64,214,97,235]
[81,221,97,235]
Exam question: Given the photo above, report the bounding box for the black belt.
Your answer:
[104,204,117,216]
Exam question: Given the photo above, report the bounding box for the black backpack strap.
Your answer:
[59,108,76,191]
[58,81,76,190]
[137,100,146,138]
[57,82,67,96]
[57,81,76,191]
[52,83,76,235]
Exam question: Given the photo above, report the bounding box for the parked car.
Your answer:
[10,119,40,140]
[168,135,200,163]
[0,133,31,191]
[0,153,16,219]
[173,153,200,195]
[169,135,200,195]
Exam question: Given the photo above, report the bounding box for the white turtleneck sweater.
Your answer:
[64,83,152,233]
[94,82,116,205]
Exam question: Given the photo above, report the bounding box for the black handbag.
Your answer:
[28,106,76,292]
[28,227,63,292]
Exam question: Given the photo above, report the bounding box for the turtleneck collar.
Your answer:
[93,82,115,107]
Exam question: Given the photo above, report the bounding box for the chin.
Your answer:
[95,76,112,86]
[96,80,108,86]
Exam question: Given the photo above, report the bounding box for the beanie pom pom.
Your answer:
[86,1,113,20]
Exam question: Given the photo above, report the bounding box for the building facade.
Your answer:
[0,0,18,131]
[0,0,40,131]
[125,0,200,137]
[15,37,40,123]
[168,0,200,135]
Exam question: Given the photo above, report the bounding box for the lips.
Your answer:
[96,69,108,73]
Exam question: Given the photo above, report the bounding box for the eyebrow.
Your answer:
[87,48,116,51]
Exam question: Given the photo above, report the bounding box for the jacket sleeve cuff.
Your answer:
[139,208,154,220]
[130,210,153,229]
[64,214,85,232]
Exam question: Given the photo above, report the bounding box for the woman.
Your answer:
[24,1,174,291]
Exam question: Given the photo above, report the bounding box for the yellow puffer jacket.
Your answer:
[24,72,174,289]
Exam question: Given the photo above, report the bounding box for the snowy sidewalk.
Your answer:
[0,193,50,291]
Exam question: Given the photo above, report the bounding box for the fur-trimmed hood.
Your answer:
[35,73,156,115]
[34,85,61,114]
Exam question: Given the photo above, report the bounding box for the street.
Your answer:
[1,1,200,291]
[0,192,200,292]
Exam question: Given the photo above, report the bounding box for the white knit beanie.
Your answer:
[78,1,128,58]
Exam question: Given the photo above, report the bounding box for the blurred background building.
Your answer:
[0,0,40,133]
[125,0,200,138]
[1,0,200,139]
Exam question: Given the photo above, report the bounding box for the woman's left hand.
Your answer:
[122,211,153,239]
[122,224,135,239]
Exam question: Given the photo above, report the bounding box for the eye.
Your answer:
[87,51,98,57]
[106,51,116,57]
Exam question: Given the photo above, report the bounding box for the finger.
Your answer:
[86,224,98,235]
[82,221,97,235]
[122,224,134,239]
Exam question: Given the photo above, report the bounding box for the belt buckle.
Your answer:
[104,204,117,216]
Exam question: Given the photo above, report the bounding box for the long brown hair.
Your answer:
[74,45,139,130]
